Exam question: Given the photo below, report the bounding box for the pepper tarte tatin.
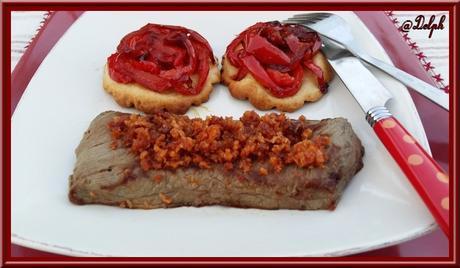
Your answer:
[103,23,220,114]
[222,21,333,112]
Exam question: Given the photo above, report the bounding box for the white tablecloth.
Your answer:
[388,11,449,92]
[11,11,50,71]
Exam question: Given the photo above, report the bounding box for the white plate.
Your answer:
[12,11,436,257]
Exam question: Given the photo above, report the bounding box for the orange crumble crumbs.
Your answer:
[108,111,330,174]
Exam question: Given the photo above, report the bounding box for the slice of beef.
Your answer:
[69,111,364,210]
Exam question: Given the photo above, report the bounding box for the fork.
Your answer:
[283,13,449,111]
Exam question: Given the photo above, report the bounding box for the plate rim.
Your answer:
[12,223,438,257]
[11,11,438,257]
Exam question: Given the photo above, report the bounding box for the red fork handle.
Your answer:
[373,116,449,236]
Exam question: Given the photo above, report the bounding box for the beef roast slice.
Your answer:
[69,111,364,210]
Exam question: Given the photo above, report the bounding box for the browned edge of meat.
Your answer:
[69,111,364,210]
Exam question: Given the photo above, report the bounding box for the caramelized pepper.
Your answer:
[226,21,328,97]
[107,23,215,95]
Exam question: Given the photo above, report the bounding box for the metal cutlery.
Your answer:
[316,36,449,235]
[284,13,449,111]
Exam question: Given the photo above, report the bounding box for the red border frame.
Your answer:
[2,1,458,265]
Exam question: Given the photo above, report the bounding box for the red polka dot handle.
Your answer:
[374,116,449,236]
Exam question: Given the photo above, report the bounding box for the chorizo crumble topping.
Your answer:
[108,111,330,174]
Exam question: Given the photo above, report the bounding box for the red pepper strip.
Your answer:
[303,60,328,93]
[172,47,186,67]
[225,22,266,67]
[241,55,280,90]
[241,55,303,97]
[134,59,160,74]
[164,32,197,69]
[285,34,309,63]
[303,60,324,85]
[285,34,302,54]
[226,36,244,67]
[159,37,196,80]
[108,53,132,83]
[245,34,291,65]
[157,23,214,61]
[111,54,173,91]
[174,43,211,95]
[132,71,173,91]
[281,65,304,97]
[311,39,322,54]
[189,31,216,64]
[266,68,295,87]
[234,66,249,81]
[261,24,285,46]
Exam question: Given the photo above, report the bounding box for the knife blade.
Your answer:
[321,39,450,236]
[328,56,393,116]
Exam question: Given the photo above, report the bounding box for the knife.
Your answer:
[321,38,449,235]
[284,13,449,111]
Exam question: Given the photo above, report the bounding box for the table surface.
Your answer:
[10,10,450,258]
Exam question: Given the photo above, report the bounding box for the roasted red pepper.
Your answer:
[107,23,215,95]
[246,35,291,65]
[226,21,327,98]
